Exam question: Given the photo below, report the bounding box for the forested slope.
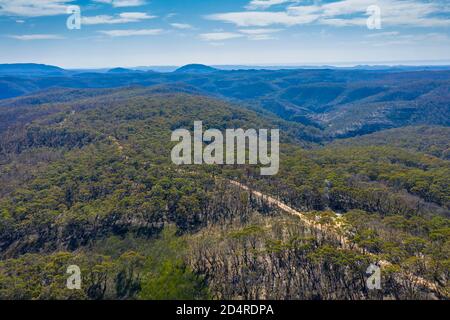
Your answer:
[0,87,448,299]
[331,126,450,159]
[1,67,449,138]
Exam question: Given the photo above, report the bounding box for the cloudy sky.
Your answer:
[0,0,449,68]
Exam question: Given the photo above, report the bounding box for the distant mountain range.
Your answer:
[0,63,449,138]
[2,63,450,76]
[107,67,145,74]
[0,63,68,76]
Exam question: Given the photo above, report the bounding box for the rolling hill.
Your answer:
[1,65,449,138]
[174,64,218,74]
[0,63,67,76]
[0,86,448,299]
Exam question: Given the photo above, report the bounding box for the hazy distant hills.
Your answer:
[0,63,449,138]
[0,63,67,76]
[107,67,145,74]
[174,64,218,74]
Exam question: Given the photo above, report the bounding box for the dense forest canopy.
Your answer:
[1,66,449,138]
[0,66,448,300]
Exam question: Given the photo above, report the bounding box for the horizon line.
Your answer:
[2,59,450,71]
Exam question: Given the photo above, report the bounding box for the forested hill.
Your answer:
[0,86,322,144]
[0,63,67,76]
[1,66,449,138]
[330,126,450,160]
[0,86,448,299]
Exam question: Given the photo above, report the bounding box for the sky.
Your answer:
[0,0,449,68]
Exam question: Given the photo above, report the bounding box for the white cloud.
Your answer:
[246,0,299,10]
[94,0,146,7]
[238,28,282,34]
[200,29,280,42]
[9,34,64,40]
[170,23,194,29]
[317,0,450,27]
[0,0,74,17]
[209,0,450,28]
[98,29,163,37]
[199,32,244,41]
[165,13,178,19]
[247,34,277,40]
[119,12,153,19]
[318,18,367,27]
[207,11,319,27]
[363,32,450,46]
[239,28,282,40]
[82,12,155,25]
[365,31,400,38]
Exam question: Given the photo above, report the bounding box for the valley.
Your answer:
[1,64,449,138]
[0,65,448,300]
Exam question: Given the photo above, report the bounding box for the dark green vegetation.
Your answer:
[0,67,448,300]
[331,126,450,160]
[1,64,449,138]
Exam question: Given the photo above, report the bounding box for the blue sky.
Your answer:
[0,0,449,68]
